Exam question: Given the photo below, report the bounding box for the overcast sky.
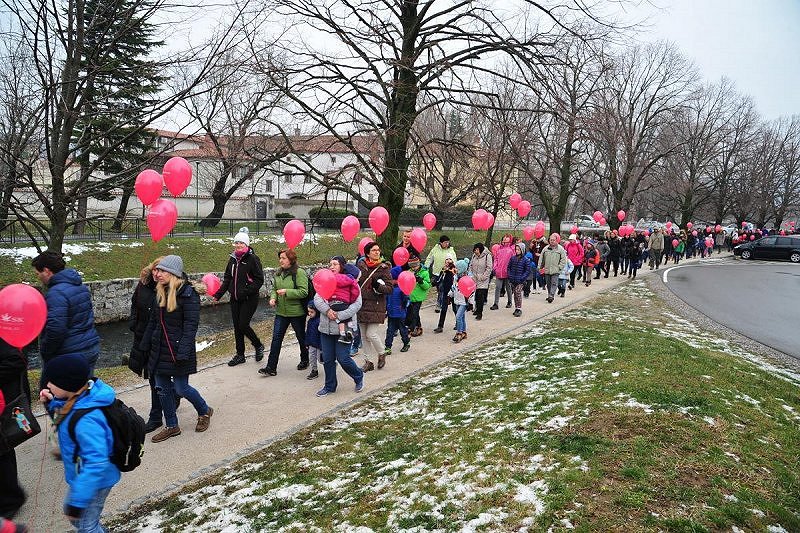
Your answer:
[631,0,800,120]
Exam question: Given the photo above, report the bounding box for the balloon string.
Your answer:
[32,414,50,528]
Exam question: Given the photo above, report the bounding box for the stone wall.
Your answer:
[86,265,325,324]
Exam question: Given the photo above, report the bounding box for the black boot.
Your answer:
[228,354,246,366]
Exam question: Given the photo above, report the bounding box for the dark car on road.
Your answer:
[734,235,800,262]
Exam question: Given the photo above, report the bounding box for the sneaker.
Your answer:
[227,354,245,366]
[152,426,181,443]
[547,297,554,303]
[316,388,333,397]
[51,448,62,461]
[144,420,163,434]
[434,306,441,313]
[306,369,319,380]
[383,347,392,356]
[513,309,522,317]
[433,327,443,333]
[354,379,364,393]
[195,407,213,432]
[400,342,410,352]
[452,333,461,343]
[377,352,387,369]
[338,333,351,344]
[505,302,512,308]
[475,314,482,320]
[254,345,265,362]
[490,304,499,310]
[560,291,565,298]
[258,367,277,376]
[362,360,375,372]
[297,361,309,371]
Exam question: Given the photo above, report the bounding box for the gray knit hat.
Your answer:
[156,255,184,277]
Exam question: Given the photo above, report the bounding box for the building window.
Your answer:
[331,155,337,164]
[353,173,362,184]
[285,155,292,163]
[283,171,292,183]
[304,175,312,184]
[368,194,374,203]
[264,180,272,193]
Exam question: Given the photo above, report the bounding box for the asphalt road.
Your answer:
[662,258,800,359]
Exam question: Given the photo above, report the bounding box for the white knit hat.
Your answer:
[233,227,250,246]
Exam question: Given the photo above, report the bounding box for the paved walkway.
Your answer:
[15,260,701,531]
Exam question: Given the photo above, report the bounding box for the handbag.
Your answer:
[0,375,41,452]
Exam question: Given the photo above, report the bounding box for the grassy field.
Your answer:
[0,229,494,286]
[111,280,800,532]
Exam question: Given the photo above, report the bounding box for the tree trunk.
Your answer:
[73,196,88,235]
[111,187,133,232]
[199,191,228,227]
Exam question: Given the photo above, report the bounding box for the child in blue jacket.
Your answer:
[305,301,322,380]
[39,355,120,533]
[384,267,411,354]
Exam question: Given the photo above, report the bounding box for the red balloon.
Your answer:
[457,275,476,298]
[691,230,698,236]
[472,209,488,231]
[410,228,427,252]
[666,221,673,230]
[202,273,221,297]
[392,247,410,266]
[534,221,545,239]
[780,230,786,235]
[283,219,305,249]
[672,239,679,247]
[422,213,437,231]
[491,243,500,255]
[686,222,693,229]
[162,157,192,197]
[312,268,336,300]
[509,193,522,209]
[368,206,390,236]
[600,217,607,226]
[570,225,579,235]
[0,284,46,348]
[517,201,532,218]
[134,169,163,206]
[617,210,626,222]
[593,210,603,223]
[147,199,178,242]
[397,270,416,295]
[358,236,373,256]
[341,215,360,242]
[523,226,535,241]
[750,235,755,240]
[715,224,722,232]
[483,213,495,230]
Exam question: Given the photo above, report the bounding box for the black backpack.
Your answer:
[292,270,315,309]
[68,396,146,472]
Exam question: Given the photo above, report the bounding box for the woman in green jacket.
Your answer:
[258,249,309,376]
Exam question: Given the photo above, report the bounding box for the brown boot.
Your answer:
[362,360,374,372]
[152,426,181,443]
[377,351,387,369]
[195,407,213,432]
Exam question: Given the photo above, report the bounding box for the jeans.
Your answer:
[69,486,112,533]
[154,373,209,428]
[385,317,409,348]
[610,257,620,276]
[493,278,511,306]
[231,296,262,356]
[455,304,467,332]
[265,314,308,372]
[320,333,363,393]
[569,269,578,287]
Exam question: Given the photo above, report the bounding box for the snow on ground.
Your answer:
[0,241,144,264]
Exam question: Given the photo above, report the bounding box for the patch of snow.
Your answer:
[723,494,738,502]
[767,526,788,533]
[195,340,214,352]
[703,416,716,426]
[513,480,548,515]
[724,452,740,462]
[751,508,766,518]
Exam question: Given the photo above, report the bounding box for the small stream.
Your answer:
[27,300,277,369]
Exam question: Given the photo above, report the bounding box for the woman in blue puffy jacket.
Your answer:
[507,243,532,317]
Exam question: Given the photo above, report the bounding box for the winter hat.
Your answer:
[568,234,577,241]
[156,255,184,277]
[343,263,361,279]
[390,266,403,280]
[233,227,250,246]
[517,242,527,254]
[439,235,450,244]
[307,300,317,312]
[331,256,348,272]
[455,259,469,275]
[43,354,90,393]
[407,257,421,269]
[473,242,485,254]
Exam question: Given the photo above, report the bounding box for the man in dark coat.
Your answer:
[31,251,100,374]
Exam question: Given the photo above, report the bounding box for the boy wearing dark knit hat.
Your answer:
[39,355,120,532]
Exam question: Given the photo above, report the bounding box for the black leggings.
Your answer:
[231,296,262,356]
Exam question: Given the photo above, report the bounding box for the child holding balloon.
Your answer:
[384,267,411,354]
[449,260,475,343]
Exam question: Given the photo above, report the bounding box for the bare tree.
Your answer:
[0,0,246,251]
[181,47,290,226]
[772,116,800,228]
[254,0,615,250]
[588,41,696,228]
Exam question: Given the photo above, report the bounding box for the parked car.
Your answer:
[733,235,800,263]
[575,215,600,228]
